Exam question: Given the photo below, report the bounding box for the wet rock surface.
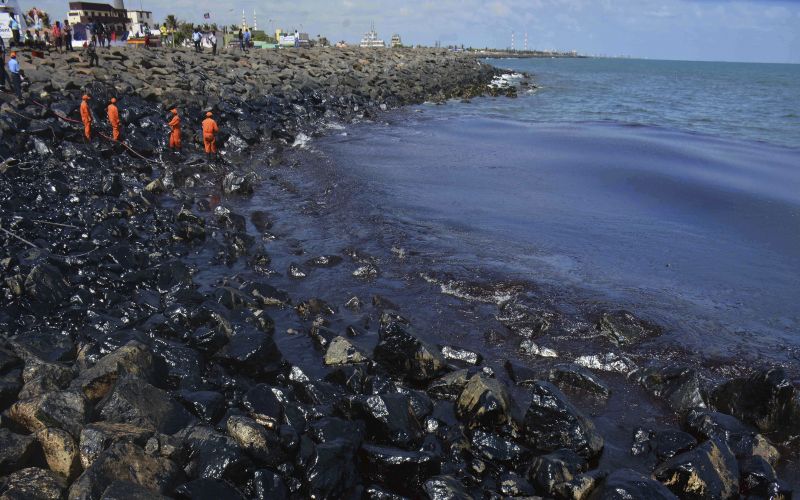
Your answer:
[0,46,797,498]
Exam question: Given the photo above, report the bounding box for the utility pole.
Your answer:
[253,9,257,31]
[524,32,528,51]
[511,30,515,52]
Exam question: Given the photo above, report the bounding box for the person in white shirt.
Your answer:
[209,32,217,56]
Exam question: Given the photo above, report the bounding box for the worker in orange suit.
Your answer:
[107,97,120,141]
[80,94,92,141]
[168,108,181,150]
[201,111,219,158]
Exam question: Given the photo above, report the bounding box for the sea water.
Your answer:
[315,58,800,364]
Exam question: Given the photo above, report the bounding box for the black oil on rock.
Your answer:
[0,46,798,499]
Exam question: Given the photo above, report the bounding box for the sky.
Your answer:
[27,0,800,63]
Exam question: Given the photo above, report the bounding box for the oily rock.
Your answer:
[73,341,159,401]
[36,427,82,480]
[711,367,800,439]
[79,422,154,470]
[7,389,88,438]
[522,381,604,460]
[372,322,447,383]
[684,408,780,465]
[1,467,68,500]
[456,374,511,429]
[653,437,740,500]
[68,442,183,500]
[97,377,195,434]
[597,469,678,500]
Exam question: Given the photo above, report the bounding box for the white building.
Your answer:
[67,1,128,33]
[390,34,402,48]
[127,9,153,29]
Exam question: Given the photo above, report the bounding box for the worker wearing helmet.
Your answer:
[107,97,120,141]
[201,111,219,157]
[80,94,92,141]
[168,108,181,150]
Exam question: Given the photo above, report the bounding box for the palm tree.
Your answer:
[164,14,178,30]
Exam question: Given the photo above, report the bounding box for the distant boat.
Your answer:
[360,24,385,48]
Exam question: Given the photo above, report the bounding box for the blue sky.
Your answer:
[32,0,800,62]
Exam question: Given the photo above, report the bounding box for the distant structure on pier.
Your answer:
[390,33,402,47]
[360,23,385,48]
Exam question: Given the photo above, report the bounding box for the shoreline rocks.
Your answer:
[0,46,797,498]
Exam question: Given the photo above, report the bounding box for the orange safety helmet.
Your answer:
[110,97,117,103]
[82,95,90,100]
[205,112,213,117]
[170,108,178,114]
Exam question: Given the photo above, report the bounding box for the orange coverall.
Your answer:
[107,103,120,141]
[80,100,92,141]
[168,111,181,149]
[202,117,219,154]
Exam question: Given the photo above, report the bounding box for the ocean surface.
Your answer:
[311,58,800,365]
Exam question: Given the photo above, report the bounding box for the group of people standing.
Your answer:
[79,94,221,158]
[192,29,218,55]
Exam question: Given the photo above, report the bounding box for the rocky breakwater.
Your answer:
[0,45,797,499]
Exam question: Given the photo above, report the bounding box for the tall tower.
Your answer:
[253,9,257,30]
[524,32,528,51]
[241,10,246,30]
[511,31,515,51]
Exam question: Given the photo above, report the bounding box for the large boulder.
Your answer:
[631,428,697,463]
[338,393,422,449]
[710,367,800,439]
[1,467,68,500]
[595,310,661,346]
[97,377,195,434]
[469,429,527,466]
[68,442,183,500]
[7,390,88,438]
[79,422,154,470]
[37,427,82,480]
[17,358,74,400]
[634,364,707,414]
[427,369,472,401]
[684,408,780,465]
[301,438,358,499]
[372,322,447,384]
[0,429,36,474]
[527,449,587,494]
[547,363,610,399]
[213,328,283,378]
[422,475,472,500]
[72,341,160,401]
[324,336,369,366]
[653,438,739,500]
[24,263,71,312]
[738,455,793,499]
[522,381,604,460]
[597,469,678,500]
[182,426,251,482]
[226,415,285,466]
[455,374,511,429]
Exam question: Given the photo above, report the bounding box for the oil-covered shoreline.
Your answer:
[0,47,797,499]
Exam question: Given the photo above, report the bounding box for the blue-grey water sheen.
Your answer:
[485,58,800,148]
[316,58,800,363]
